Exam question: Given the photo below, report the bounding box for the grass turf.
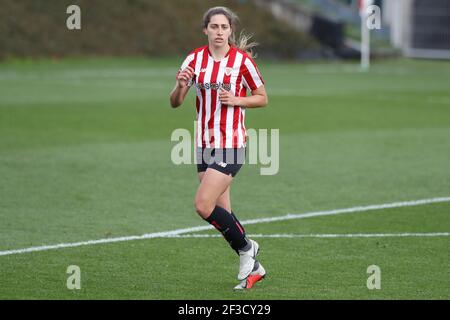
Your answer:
[0,57,449,299]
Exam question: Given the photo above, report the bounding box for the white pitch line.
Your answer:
[166,232,450,239]
[240,197,450,226]
[0,196,449,257]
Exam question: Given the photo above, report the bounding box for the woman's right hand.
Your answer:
[177,66,195,88]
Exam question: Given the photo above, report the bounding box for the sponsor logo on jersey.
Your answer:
[196,82,231,91]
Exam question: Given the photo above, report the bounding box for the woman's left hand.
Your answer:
[219,88,239,107]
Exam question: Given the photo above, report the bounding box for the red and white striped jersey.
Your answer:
[178,45,265,148]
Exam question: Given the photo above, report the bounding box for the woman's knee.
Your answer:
[194,196,215,219]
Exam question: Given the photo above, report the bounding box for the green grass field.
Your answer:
[0,57,449,299]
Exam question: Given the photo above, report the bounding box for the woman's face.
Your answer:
[204,14,232,47]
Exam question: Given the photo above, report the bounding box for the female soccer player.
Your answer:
[169,6,268,290]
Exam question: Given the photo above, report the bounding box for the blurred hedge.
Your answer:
[0,0,320,60]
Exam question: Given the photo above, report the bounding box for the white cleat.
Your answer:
[237,239,259,281]
[234,262,266,290]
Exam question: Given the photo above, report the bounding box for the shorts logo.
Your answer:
[218,162,227,168]
[225,67,233,76]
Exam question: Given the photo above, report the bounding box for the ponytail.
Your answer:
[231,30,258,58]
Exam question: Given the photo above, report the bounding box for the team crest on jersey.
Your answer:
[225,67,233,76]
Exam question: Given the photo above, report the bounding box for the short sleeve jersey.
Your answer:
[178,45,265,148]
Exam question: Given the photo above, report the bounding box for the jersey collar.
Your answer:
[206,45,234,62]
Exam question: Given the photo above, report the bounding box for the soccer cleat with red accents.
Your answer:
[234,262,266,290]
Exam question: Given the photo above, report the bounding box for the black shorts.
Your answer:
[196,148,246,177]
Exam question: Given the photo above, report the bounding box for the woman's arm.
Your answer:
[169,66,195,108]
[218,85,268,108]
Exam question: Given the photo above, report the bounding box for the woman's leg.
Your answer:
[195,167,249,250]
[198,171,231,213]
[194,168,256,280]
[194,168,233,219]
[198,171,247,252]
[197,170,246,238]
[194,167,249,250]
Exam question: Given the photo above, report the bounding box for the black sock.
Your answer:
[231,211,246,236]
[205,206,249,252]
[230,210,247,255]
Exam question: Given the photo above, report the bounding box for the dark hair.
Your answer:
[202,6,258,58]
